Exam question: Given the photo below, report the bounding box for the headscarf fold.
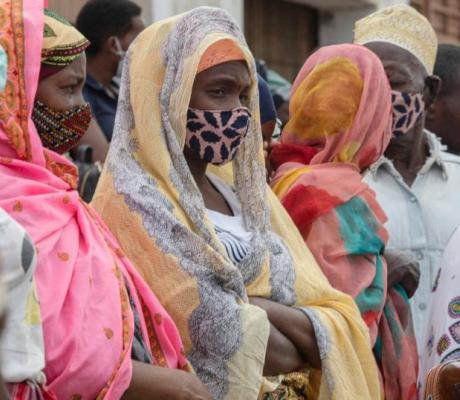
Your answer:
[93,9,381,400]
[0,1,187,398]
[40,9,90,81]
[271,44,418,400]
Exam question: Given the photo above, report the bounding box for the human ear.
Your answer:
[424,75,441,108]
[105,36,120,55]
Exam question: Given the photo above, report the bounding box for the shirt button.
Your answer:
[416,251,424,261]
[419,303,427,311]
[410,197,417,203]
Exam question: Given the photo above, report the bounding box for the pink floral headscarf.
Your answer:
[0,1,187,398]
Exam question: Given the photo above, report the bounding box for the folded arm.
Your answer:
[122,361,212,400]
[250,297,321,370]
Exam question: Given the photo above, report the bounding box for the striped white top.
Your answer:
[206,174,253,266]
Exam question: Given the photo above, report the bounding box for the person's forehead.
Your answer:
[196,61,251,84]
[52,55,86,83]
[365,42,427,75]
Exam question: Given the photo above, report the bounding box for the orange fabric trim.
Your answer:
[140,299,168,368]
[197,39,245,74]
[44,151,78,189]
[0,0,32,160]
[95,262,131,400]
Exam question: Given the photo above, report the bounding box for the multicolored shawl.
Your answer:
[93,8,381,400]
[40,9,90,81]
[0,1,187,398]
[271,44,418,400]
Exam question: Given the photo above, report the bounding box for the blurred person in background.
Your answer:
[426,44,460,155]
[256,60,291,129]
[420,47,460,386]
[355,4,460,351]
[76,0,145,142]
[420,225,460,392]
[257,74,279,180]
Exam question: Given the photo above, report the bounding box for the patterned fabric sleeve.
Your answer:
[0,208,46,394]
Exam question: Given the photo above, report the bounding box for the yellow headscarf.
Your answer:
[93,7,381,400]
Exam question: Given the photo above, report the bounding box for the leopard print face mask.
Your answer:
[185,106,251,165]
[391,90,425,138]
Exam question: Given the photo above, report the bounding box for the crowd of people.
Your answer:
[0,0,459,399]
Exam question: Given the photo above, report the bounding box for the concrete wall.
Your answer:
[151,0,244,26]
[148,0,409,46]
[48,0,409,47]
[318,0,409,45]
[47,0,152,23]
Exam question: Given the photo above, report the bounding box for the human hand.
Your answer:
[249,297,321,369]
[165,369,212,400]
[385,250,420,298]
[123,362,212,400]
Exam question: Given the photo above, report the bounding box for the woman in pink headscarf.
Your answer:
[270,44,419,400]
[0,1,211,399]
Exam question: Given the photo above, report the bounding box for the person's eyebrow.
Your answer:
[205,73,251,90]
[205,74,239,84]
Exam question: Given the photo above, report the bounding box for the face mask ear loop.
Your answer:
[113,37,126,59]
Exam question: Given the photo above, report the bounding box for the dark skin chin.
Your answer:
[184,61,321,375]
[365,42,441,187]
[426,78,460,155]
[86,16,145,88]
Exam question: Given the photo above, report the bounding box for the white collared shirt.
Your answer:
[364,130,460,349]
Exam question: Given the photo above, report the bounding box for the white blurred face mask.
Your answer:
[113,37,126,81]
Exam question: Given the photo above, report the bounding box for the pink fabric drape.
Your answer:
[0,0,187,398]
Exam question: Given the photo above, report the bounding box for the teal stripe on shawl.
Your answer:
[336,196,386,315]
[375,283,409,360]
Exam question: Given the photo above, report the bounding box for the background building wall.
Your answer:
[245,0,318,80]
[47,0,152,23]
[151,0,244,25]
[412,0,460,44]
[317,0,409,45]
[46,0,459,83]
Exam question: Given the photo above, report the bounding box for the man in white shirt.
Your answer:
[354,5,460,350]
